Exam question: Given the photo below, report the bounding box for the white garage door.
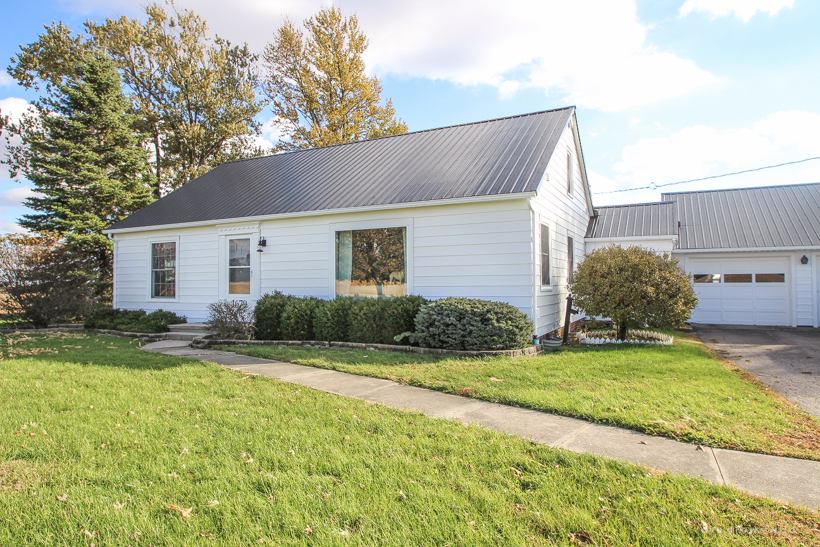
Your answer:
[689,256,790,326]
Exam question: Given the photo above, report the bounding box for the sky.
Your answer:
[1,0,819,233]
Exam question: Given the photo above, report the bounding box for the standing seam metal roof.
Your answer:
[585,201,677,239]
[108,107,574,231]
[662,182,820,250]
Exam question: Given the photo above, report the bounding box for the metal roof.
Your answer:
[662,182,820,250]
[109,107,574,231]
[585,201,677,239]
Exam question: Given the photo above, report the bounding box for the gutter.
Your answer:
[104,192,537,235]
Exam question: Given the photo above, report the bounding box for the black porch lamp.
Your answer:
[257,237,267,252]
[801,255,809,265]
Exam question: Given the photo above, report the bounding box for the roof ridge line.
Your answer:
[661,180,820,197]
[221,106,576,165]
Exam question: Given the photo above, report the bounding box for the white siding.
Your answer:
[113,199,535,322]
[795,254,814,326]
[530,120,592,335]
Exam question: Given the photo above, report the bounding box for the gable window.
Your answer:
[567,236,574,283]
[540,224,550,287]
[567,151,574,195]
[151,242,176,298]
[228,238,251,294]
[336,227,406,297]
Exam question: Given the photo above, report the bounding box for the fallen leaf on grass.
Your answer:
[304,526,313,535]
[208,500,220,507]
[56,493,68,502]
[165,504,194,518]
[113,502,125,510]
[510,467,522,479]
[488,377,504,383]
[83,530,97,538]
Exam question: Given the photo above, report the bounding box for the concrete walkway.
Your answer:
[143,339,820,510]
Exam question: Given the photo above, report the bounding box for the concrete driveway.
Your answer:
[693,325,820,418]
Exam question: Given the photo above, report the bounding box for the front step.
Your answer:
[167,323,214,341]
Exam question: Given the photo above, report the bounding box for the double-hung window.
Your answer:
[228,238,251,295]
[540,224,550,287]
[567,236,574,282]
[151,242,176,298]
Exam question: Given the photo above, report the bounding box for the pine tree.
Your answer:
[16,55,154,293]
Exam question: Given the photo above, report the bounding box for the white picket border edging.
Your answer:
[576,330,673,346]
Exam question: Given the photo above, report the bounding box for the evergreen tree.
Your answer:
[14,55,154,293]
[262,7,407,151]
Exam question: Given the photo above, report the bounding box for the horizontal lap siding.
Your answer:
[795,258,813,326]
[531,124,592,335]
[113,226,219,321]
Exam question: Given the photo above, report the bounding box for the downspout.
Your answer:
[527,197,538,337]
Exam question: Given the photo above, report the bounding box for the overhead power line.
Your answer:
[592,156,820,195]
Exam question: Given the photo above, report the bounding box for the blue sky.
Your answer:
[1,0,819,232]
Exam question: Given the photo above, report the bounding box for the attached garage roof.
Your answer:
[108,107,574,231]
[585,201,677,239]
[662,182,820,250]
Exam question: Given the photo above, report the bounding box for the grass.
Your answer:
[0,333,818,545]
[220,333,820,461]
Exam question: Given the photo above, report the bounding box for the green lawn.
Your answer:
[222,334,820,461]
[1,333,818,545]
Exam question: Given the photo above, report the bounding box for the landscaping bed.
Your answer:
[1,333,819,545]
[222,332,820,461]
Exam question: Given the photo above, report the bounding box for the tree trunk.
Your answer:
[617,323,628,341]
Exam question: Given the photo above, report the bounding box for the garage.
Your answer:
[687,256,790,326]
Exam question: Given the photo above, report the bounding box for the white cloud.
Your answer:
[0,187,36,208]
[58,0,719,112]
[0,97,32,122]
[252,117,290,151]
[597,110,820,204]
[0,71,14,87]
[679,0,794,22]
[0,222,27,234]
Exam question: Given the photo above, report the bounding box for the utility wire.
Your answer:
[592,156,820,194]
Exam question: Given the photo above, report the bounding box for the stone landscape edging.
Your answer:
[192,337,542,358]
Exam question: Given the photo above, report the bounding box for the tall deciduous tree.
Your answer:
[3,55,154,294]
[262,7,407,151]
[7,1,265,198]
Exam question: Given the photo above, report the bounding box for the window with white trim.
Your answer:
[567,236,574,283]
[228,238,251,295]
[540,224,550,287]
[151,242,176,298]
[335,227,406,297]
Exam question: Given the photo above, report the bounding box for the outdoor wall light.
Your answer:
[257,236,267,252]
[801,255,809,265]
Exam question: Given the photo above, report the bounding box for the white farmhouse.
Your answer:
[106,107,820,331]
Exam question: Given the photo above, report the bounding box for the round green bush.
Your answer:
[414,297,533,351]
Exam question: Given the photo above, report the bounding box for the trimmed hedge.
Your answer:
[84,308,187,333]
[256,294,428,345]
[313,297,356,343]
[256,294,531,351]
[254,291,292,340]
[280,297,321,341]
[414,297,533,351]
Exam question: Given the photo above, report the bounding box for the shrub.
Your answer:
[414,297,533,351]
[207,300,255,340]
[254,291,294,340]
[280,297,321,340]
[348,298,391,344]
[313,297,357,342]
[569,244,698,340]
[385,295,427,343]
[84,308,187,333]
[0,234,95,327]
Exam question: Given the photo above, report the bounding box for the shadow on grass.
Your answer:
[1,332,192,371]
